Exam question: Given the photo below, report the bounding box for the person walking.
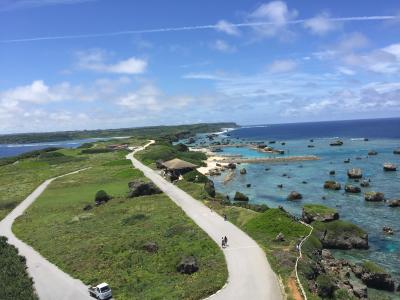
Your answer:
[223,214,227,221]
[224,236,228,247]
[221,237,225,248]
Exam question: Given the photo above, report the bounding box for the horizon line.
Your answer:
[1,15,397,43]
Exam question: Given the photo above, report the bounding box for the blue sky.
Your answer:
[1,0,400,133]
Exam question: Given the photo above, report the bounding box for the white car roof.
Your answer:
[97,282,109,289]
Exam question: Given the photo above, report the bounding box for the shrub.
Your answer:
[77,142,94,149]
[174,143,189,152]
[122,214,149,225]
[316,274,336,298]
[183,170,209,183]
[226,202,269,212]
[0,236,38,300]
[80,148,113,154]
[94,190,111,204]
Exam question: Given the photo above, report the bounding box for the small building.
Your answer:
[161,158,198,181]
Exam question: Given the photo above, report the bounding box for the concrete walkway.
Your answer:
[127,141,283,300]
[0,169,91,300]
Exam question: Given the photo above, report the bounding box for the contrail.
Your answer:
[1,15,397,43]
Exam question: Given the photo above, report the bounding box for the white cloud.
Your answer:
[215,20,240,36]
[76,49,147,74]
[0,80,93,104]
[337,32,369,51]
[268,59,298,73]
[337,66,356,75]
[211,40,236,53]
[304,12,338,35]
[248,1,298,38]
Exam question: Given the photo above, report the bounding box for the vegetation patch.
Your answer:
[12,151,227,300]
[136,142,206,166]
[303,204,337,215]
[0,236,38,300]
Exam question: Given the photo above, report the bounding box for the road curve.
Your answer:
[128,141,283,300]
[0,169,92,300]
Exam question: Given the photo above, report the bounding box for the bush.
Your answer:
[81,148,113,154]
[226,202,269,212]
[316,274,335,298]
[77,142,94,149]
[0,236,38,300]
[94,190,111,204]
[183,170,209,183]
[174,143,189,152]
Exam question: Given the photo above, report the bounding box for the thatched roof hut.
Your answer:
[162,158,197,170]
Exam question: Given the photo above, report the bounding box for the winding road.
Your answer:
[1,140,283,300]
[127,141,283,300]
[0,169,91,300]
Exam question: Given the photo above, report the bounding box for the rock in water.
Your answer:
[329,170,335,175]
[330,140,343,146]
[347,168,363,179]
[323,181,341,190]
[357,262,396,291]
[388,199,400,207]
[364,191,384,202]
[239,168,247,175]
[234,191,249,201]
[315,220,369,250]
[177,256,199,274]
[128,180,162,198]
[368,150,378,155]
[383,163,397,171]
[287,191,303,201]
[345,185,361,193]
[302,205,339,223]
[393,148,400,155]
[360,180,370,187]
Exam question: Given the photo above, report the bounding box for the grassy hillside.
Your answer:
[12,148,227,299]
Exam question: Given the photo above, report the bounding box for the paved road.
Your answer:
[127,141,283,300]
[0,169,92,300]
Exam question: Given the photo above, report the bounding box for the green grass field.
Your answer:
[12,150,227,299]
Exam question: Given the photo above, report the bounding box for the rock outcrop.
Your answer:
[287,191,303,201]
[314,220,368,250]
[234,191,249,201]
[345,185,361,193]
[302,205,339,223]
[177,256,199,274]
[240,168,247,175]
[383,163,397,171]
[388,199,400,207]
[354,261,396,291]
[348,168,362,179]
[330,140,343,146]
[364,191,384,202]
[368,150,378,156]
[143,241,158,253]
[204,180,216,197]
[128,180,162,198]
[324,181,341,190]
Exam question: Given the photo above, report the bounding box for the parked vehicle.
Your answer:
[88,282,112,300]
